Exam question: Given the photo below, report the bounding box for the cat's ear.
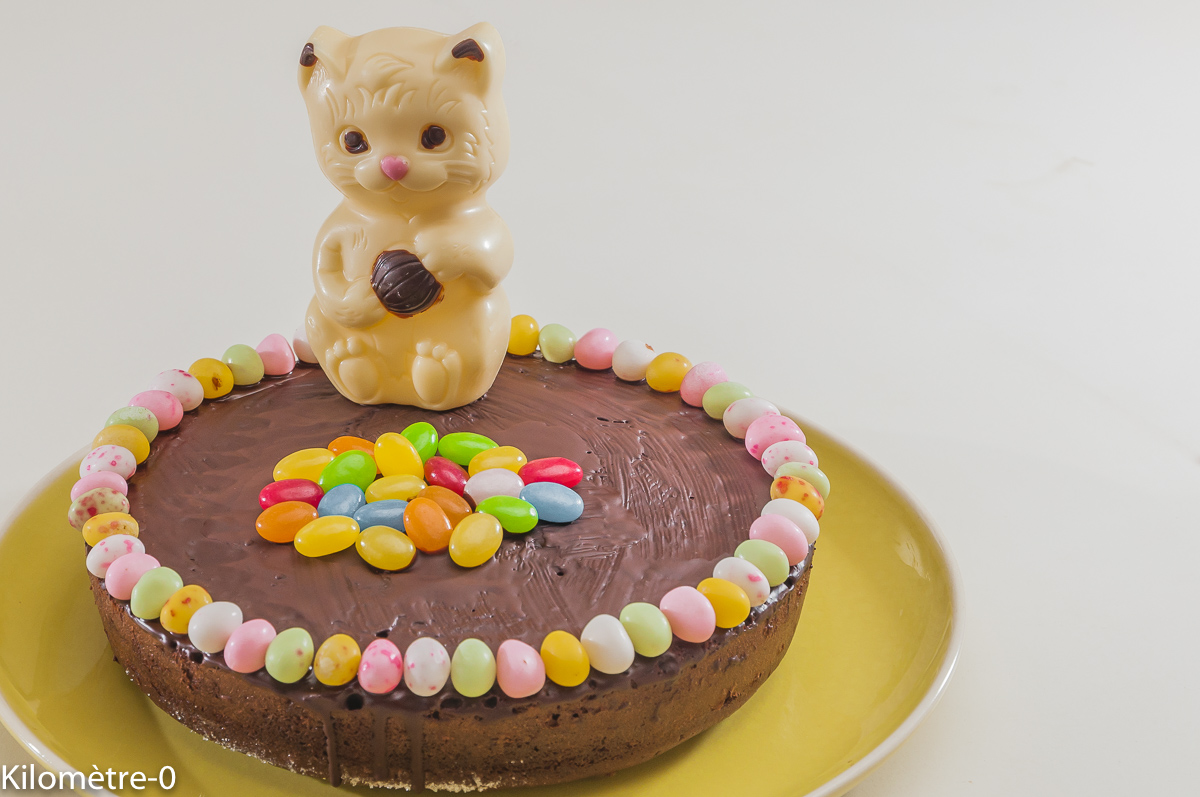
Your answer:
[298,26,353,90]
[434,22,505,94]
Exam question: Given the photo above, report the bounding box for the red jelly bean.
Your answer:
[424,456,468,496]
[259,478,324,509]
[518,457,583,488]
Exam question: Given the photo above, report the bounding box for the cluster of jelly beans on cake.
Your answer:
[69,319,830,701]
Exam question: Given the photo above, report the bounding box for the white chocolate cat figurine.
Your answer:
[299,23,512,409]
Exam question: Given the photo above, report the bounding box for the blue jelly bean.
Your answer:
[318,483,367,518]
[519,482,583,524]
[353,499,409,531]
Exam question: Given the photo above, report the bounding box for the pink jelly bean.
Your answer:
[518,457,583,488]
[79,445,136,480]
[257,333,297,376]
[259,479,324,509]
[71,471,128,502]
[358,639,404,694]
[293,327,318,364]
[744,415,806,460]
[574,328,619,370]
[679,362,729,407]
[659,586,717,643]
[104,553,161,600]
[761,441,818,476]
[496,639,546,698]
[148,369,204,412]
[424,456,468,496]
[750,514,810,565]
[224,619,278,673]
[129,390,184,431]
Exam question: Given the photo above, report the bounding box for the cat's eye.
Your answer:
[421,125,447,150]
[342,130,369,154]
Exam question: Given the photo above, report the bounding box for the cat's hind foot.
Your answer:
[327,336,384,404]
[411,340,463,410]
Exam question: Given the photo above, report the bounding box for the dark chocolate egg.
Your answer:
[370,250,444,317]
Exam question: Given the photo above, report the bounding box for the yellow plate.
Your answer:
[0,425,959,797]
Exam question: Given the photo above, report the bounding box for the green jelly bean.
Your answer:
[775,462,830,500]
[265,627,314,684]
[222,344,265,386]
[735,539,790,587]
[318,450,377,493]
[438,432,497,468]
[702,382,754,420]
[451,638,497,698]
[130,567,183,619]
[105,406,159,443]
[402,422,439,463]
[619,602,672,657]
[538,323,576,364]
[475,495,539,534]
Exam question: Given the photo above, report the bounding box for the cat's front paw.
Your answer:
[326,280,387,329]
[411,340,463,409]
[327,336,383,403]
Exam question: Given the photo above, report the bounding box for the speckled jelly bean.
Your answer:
[451,638,497,698]
[130,566,183,619]
[464,468,524,505]
[468,445,528,477]
[508,314,540,356]
[82,512,139,547]
[188,357,236,400]
[775,462,830,500]
[403,497,453,553]
[327,435,376,461]
[222,344,265,386]
[770,475,825,519]
[105,406,159,443]
[273,448,335,482]
[519,482,583,524]
[92,425,150,464]
[293,327,318,364]
[745,415,806,460]
[418,486,472,526]
[580,614,635,675]
[188,602,244,654]
[149,369,204,412]
[259,478,323,509]
[256,333,296,376]
[86,534,145,578]
[424,456,468,495]
[611,340,657,381]
[713,557,771,607]
[356,525,417,571]
[658,586,716,643]
[353,499,408,531]
[723,397,781,439]
[438,432,497,468]
[448,513,504,567]
[374,432,424,479]
[679,362,729,407]
[80,445,136,480]
[318,450,376,493]
[702,382,754,420]
[68,487,129,530]
[540,630,590,687]
[735,539,791,586]
[760,498,820,546]
[129,390,184,431]
[294,515,360,557]
[318,483,367,517]
[761,440,818,476]
[256,501,319,544]
[314,634,361,686]
[645,352,693,393]
[538,323,576,364]
[104,553,160,601]
[401,422,439,462]
[496,639,546,698]
[366,474,426,502]
[574,328,619,370]
[71,471,128,502]
[476,495,539,534]
[358,638,404,694]
[405,637,451,696]
[618,602,673,657]
[697,577,751,628]
[160,584,213,634]
[265,627,314,684]
[518,457,583,489]
[224,619,277,673]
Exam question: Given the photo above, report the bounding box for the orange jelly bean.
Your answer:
[256,500,320,543]
[418,485,472,527]
[328,435,377,471]
[769,476,825,519]
[403,497,453,554]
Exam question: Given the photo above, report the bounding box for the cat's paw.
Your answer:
[327,280,387,329]
[411,340,463,409]
[327,336,382,403]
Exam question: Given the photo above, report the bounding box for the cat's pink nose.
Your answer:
[380,156,410,181]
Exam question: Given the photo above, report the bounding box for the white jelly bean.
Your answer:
[761,440,818,477]
[611,340,657,381]
[761,498,820,544]
[713,556,771,607]
[464,468,524,505]
[404,637,451,696]
[86,534,145,578]
[188,601,245,654]
[580,614,636,675]
[79,445,137,480]
[149,369,205,411]
[723,397,781,439]
[294,326,318,364]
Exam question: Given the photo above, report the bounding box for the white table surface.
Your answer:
[1,1,1197,794]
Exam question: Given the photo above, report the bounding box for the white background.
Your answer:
[2,1,1198,794]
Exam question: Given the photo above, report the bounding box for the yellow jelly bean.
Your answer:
[314,633,362,686]
[697,577,751,628]
[356,525,417,571]
[188,357,235,400]
[645,352,693,393]
[540,630,590,687]
[159,585,212,634]
[82,512,139,547]
[508,314,539,356]
[467,445,528,477]
[374,432,424,479]
[294,515,360,557]
[92,425,150,465]
[273,448,335,482]
[365,474,426,503]
[448,513,504,568]
[769,475,825,519]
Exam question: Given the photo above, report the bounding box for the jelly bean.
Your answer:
[424,456,468,495]
[318,483,367,517]
[105,406,158,443]
[751,512,813,566]
[68,487,129,530]
[366,474,426,503]
[680,362,729,407]
[273,448,335,482]
[259,478,323,509]
[775,462,830,500]
[265,627,314,684]
[645,352,693,393]
[403,497,453,553]
[580,614,635,675]
[745,415,806,460]
[508,314,539,356]
[770,475,825,519]
[702,382,754,420]
[328,435,376,462]
[735,539,791,587]
[438,432,497,468]
[80,445,136,480]
[358,638,404,694]
[293,327,318,364]
[761,441,818,476]
[611,340,656,381]
[356,525,417,571]
[256,501,319,544]
[713,557,771,607]
[468,445,527,477]
[314,633,361,686]
[540,630,590,687]
[476,495,539,534]
[104,553,160,601]
[92,424,150,464]
[538,323,576,364]
[496,639,546,698]
[160,584,213,634]
[224,619,277,673]
[318,450,376,493]
[148,369,204,412]
[451,638,497,698]
[130,566,183,619]
[574,328,619,370]
[86,534,145,578]
[222,344,265,386]
[464,469,525,511]
[658,586,716,643]
[71,472,128,502]
[697,577,751,629]
[518,457,583,489]
[405,637,451,696]
[294,515,360,557]
[129,390,184,431]
[760,498,820,546]
[188,358,236,400]
[401,422,439,462]
[723,397,781,439]
[256,333,296,376]
[618,603,673,657]
[448,513,504,567]
[519,482,583,524]
[354,499,408,531]
[418,485,472,526]
[188,601,243,654]
[374,432,424,479]
[82,512,139,547]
